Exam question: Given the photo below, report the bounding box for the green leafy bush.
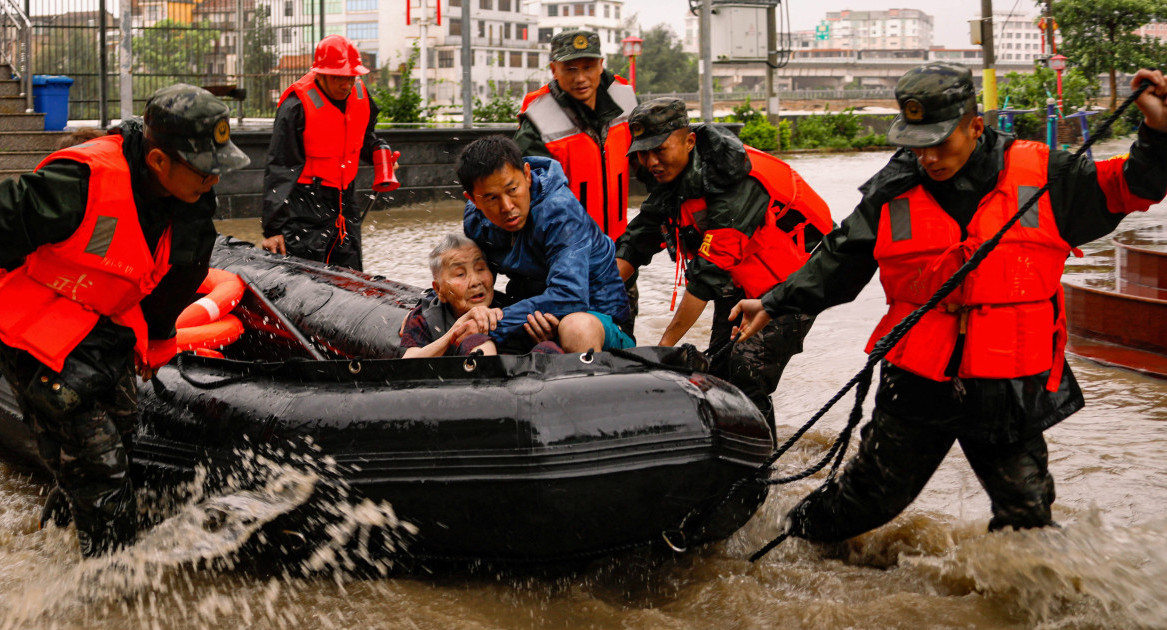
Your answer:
[739,118,778,150]
[473,80,520,123]
[777,120,793,151]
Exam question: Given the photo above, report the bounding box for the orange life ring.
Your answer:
[177,314,244,352]
[176,268,245,329]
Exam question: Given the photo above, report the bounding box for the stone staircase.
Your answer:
[0,63,69,181]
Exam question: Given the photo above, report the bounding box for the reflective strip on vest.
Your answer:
[0,135,175,371]
[285,71,371,190]
[680,146,832,298]
[867,140,1070,389]
[520,78,636,240]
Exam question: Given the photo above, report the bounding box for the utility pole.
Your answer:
[980,0,997,129]
[461,0,471,127]
[766,3,778,120]
[119,0,132,121]
[700,0,712,123]
[419,0,429,105]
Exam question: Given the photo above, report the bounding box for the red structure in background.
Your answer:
[1064,227,1167,378]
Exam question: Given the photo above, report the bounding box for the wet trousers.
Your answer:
[281,182,363,271]
[0,332,139,557]
[710,297,814,442]
[786,407,1056,543]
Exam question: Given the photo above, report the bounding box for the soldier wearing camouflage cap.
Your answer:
[732,64,1167,546]
[0,83,248,556]
[614,97,832,437]
[262,35,398,271]
[517,29,638,241]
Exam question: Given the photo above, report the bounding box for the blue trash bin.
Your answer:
[32,75,74,131]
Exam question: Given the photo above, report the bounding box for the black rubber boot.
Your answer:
[39,485,73,529]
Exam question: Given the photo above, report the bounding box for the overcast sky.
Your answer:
[621,0,1040,50]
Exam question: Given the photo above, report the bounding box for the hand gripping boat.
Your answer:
[0,237,775,568]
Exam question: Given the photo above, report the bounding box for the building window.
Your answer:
[284,1,293,17]
[449,18,461,36]
[478,20,485,37]
[438,50,455,68]
[450,0,460,5]
[538,27,554,43]
[347,0,376,11]
[281,28,292,43]
[498,51,506,66]
[479,0,492,9]
[574,4,585,16]
[499,0,511,10]
[347,21,377,39]
[587,2,594,16]
[510,51,522,66]
[504,22,511,39]
[527,52,539,67]
[547,4,557,16]
[614,5,619,18]
[604,3,609,18]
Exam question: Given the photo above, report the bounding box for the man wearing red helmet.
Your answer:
[261,35,398,271]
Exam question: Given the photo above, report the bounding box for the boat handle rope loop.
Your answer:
[668,83,1153,562]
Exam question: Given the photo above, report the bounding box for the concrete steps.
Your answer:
[0,64,67,181]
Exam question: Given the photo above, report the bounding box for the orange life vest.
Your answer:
[676,146,833,298]
[866,140,1072,391]
[520,78,636,240]
[0,135,175,372]
[279,72,371,191]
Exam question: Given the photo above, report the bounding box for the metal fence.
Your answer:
[24,0,322,124]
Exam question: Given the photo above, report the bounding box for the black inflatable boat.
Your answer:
[0,237,774,566]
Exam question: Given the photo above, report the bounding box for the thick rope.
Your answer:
[744,83,1153,561]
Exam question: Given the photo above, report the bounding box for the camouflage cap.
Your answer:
[887,62,978,148]
[626,98,691,155]
[550,30,603,62]
[143,84,250,176]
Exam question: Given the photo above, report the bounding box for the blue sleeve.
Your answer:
[490,200,595,343]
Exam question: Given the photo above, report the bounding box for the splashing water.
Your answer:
[904,510,1167,628]
[0,440,414,630]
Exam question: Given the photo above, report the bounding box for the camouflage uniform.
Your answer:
[615,99,822,436]
[0,85,248,556]
[762,63,1167,541]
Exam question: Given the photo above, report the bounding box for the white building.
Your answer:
[990,10,1048,64]
[821,8,933,51]
[536,0,627,57]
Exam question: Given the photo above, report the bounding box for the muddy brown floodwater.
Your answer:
[2,139,1166,630]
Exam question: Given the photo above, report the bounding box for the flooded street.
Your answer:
[2,140,1166,629]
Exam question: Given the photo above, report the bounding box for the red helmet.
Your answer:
[312,35,370,76]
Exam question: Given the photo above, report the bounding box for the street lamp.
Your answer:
[621,35,643,91]
[1049,53,1068,112]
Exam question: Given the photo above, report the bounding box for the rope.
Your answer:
[736,82,1152,562]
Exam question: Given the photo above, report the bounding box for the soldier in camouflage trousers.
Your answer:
[0,84,248,556]
[615,99,831,440]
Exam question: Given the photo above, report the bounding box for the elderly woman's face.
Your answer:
[434,245,495,316]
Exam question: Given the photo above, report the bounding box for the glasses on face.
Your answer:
[171,153,217,184]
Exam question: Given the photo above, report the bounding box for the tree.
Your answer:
[133,19,221,80]
[243,6,280,117]
[605,24,697,95]
[1053,0,1167,110]
[372,44,429,124]
[473,80,520,123]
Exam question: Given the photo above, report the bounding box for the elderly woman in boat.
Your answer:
[399,233,564,357]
